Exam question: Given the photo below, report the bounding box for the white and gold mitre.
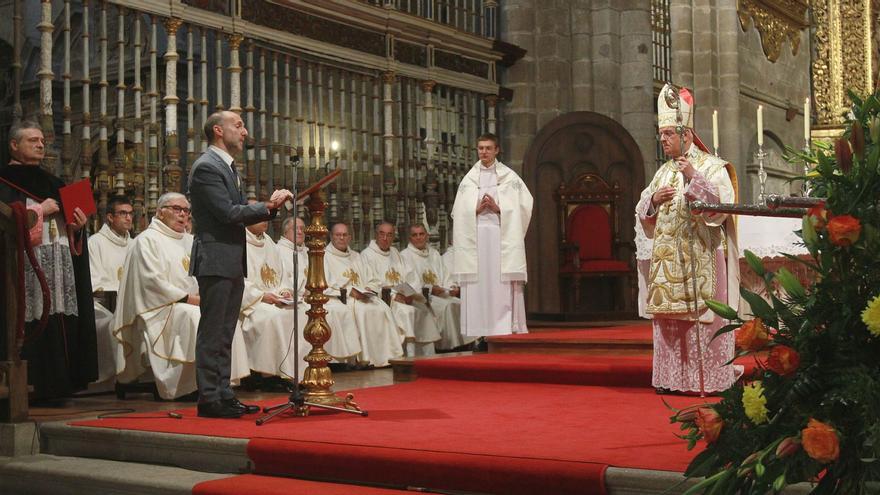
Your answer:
[657,83,695,130]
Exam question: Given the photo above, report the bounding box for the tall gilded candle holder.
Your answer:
[755,145,768,205]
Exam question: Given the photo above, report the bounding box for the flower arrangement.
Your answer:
[671,91,880,494]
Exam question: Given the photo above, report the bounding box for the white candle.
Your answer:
[712,110,719,152]
[804,97,810,144]
[757,105,764,147]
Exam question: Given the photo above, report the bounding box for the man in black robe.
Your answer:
[0,121,97,401]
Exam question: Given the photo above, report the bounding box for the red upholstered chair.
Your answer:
[556,174,633,312]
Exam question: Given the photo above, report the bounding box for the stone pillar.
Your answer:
[571,0,593,111]
[228,33,244,113]
[382,71,397,223]
[500,0,536,171]
[619,3,656,181]
[669,0,694,89]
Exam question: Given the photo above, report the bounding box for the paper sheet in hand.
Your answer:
[278,297,297,306]
[58,179,97,225]
[393,282,418,297]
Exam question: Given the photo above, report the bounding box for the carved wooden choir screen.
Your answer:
[23,0,493,250]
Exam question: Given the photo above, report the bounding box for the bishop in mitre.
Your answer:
[324,222,403,367]
[636,83,739,394]
[112,193,249,399]
[277,216,361,362]
[89,195,133,383]
[241,217,308,385]
[401,224,471,350]
[360,221,441,356]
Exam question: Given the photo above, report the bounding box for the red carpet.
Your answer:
[193,474,411,494]
[415,353,655,387]
[493,323,652,342]
[74,377,717,494]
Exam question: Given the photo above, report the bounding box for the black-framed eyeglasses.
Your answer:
[161,205,191,215]
[112,210,134,217]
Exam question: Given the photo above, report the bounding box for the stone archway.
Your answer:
[522,111,646,316]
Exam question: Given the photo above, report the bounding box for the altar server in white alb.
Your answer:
[402,224,471,350]
[277,216,361,363]
[324,222,403,367]
[88,195,133,383]
[636,84,739,394]
[451,133,533,337]
[360,221,442,356]
[112,193,249,399]
[240,216,308,384]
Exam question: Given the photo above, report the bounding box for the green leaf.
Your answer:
[772,473,787,492]
[775,267,806,299]
[744,250,766,276]
[706,299,739,320]
[801,215,818,254]
[684,449,720,478]
[712,323,741,341]
[739,287,778,327]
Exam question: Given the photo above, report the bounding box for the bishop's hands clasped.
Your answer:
[476,193,500,215]
[266,189,294,210]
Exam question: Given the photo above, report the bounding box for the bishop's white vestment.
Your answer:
[451,160,532,337]
[402,243,470,350]
[360,240,441,355]
[636,144,739,393]
[324,243,403,366]
[112,217,249,399]
[241,228,309,383]
[277,236,361,361]
[88,223,130,382]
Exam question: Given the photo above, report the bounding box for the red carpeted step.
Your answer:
[414,353,655,387]
[193,474,412,494]
[249,439,606,495]
[493,324,653,342]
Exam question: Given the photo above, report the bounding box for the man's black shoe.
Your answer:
[197,400,245,418]
[225,397,260,414]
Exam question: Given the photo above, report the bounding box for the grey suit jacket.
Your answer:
[187,148,275,279]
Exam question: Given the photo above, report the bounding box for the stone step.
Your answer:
[0,453,228,495]
[39,422,250,474]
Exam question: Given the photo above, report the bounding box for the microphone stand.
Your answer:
[257,154,367,425]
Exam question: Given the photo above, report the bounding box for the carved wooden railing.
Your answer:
[0,200,28,423]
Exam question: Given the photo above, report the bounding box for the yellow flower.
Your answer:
[742,381,769,425]
[863,295,880,337]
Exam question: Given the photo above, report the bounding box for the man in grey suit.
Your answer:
[188,110,292,418]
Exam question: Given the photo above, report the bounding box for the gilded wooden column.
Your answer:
[485,94,498,134]
[12,0,23,124]
[245,41,257,199]
[186,28,196,176]
[38,0,56,174]
[147,16,159,213]
[163,17,184,192]
[382,71,397,224]
[228,33,244,113]
[114,5,127,196]
[96,1,111,213]
[79,0,92,181]
[132,13,145,230]
[61,0,72,182]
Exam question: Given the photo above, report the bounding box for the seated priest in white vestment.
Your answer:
[277,216,360,362]
[324,222,403,367]
[89,195,133,383]
[112,193,249,400]
[241,218,309,386]
[402,224,471,351]
[360,221,441,356]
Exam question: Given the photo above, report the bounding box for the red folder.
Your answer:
[58,179,97,225]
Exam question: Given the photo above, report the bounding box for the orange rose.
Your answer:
[766,345,800,376]
[736,318,770,351]
[695,407,723,443]
[827,215,861,246]
[807,202,827,230]
[802,419,840,464]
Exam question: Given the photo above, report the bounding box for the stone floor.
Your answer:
[26,367,394,424]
